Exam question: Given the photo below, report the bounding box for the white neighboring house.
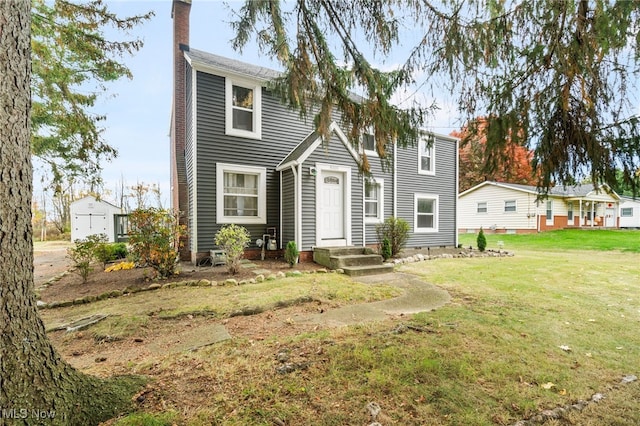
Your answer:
[619,196,640,228]
[458,181,621,234]
[70,196,124,243]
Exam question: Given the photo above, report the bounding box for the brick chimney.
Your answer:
[171,0,191,259]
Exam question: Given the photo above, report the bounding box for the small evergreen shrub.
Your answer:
[284,241,299,267]
[214,224,251,275]
[375,216,410,257]
[477,228,487,252]
[381,238,392,260]
[112,242,128,259]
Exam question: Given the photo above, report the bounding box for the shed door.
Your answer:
[74,213,107,240]
[318,171,345,243]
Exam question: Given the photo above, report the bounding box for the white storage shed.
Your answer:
[70,196,123,242]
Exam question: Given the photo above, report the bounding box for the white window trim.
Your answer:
[417,138,436,176]
[364,178,384,224]
[477,201,488,214]
[504,200,517,213]
[216,163,267,224]
[414,193,439,233]
[362,129,378,158]
[225,77,262,140]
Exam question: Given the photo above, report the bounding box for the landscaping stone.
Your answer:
[285,270,303,277]
[148,283,162,290]
[276,271,286,278]
[224,278,238,286]
[197,279,211,286]
[255,274,265,282]
[62,314,108,332]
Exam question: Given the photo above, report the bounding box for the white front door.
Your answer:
[318,170,345,245]
[605,207,616,227]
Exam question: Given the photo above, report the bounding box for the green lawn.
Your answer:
[51,230,640,425]
[459,228,640,253]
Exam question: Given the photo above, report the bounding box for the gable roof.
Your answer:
[184,47,280,82]
[71,195,122,210]
[276,121,361,171]
[460,181,620,200]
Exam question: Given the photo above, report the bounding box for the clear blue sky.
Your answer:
[34,0,460,208]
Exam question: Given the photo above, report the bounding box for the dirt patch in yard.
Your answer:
[38,258,322,304]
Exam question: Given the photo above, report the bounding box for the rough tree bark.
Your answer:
[0,2,142,425]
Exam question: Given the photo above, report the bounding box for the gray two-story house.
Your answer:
[170,0,459,263]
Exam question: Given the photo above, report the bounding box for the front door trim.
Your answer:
[315,163,352,247]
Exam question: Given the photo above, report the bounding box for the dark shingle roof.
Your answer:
[497,181,597,197]
[185,48,281,81]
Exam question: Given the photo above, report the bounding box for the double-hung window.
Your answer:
[504,200,517,213]
[418,137,435,175]
[362,132,377,157]
[567,201,574,222]
[621,207,633,217]
[225,78,262,139]
[546,200,553,224]
[364,179,384,223]
[477,202,488,214]
[414,193,439,232]
[216,163,266,224]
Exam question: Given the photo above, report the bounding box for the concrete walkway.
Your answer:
[295,272,451,327]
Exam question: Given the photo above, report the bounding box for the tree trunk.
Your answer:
[0,3,142,424]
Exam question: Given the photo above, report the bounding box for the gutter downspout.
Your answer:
[393,141,397,218]
[362,179,366,247]
[454,138,459,247]
[279,171,283,250]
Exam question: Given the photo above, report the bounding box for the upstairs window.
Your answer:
[418,137,435,175]
[477,202,487,214]
[362,132,377,156]
[225,78,262,139]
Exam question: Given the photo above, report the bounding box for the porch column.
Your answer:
[579,200,583,227]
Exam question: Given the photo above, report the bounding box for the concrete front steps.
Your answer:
[313,246,394,277]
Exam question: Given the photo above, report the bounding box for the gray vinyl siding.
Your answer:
[300,133,364,250]
[396,137,458,247]
[194,71,314,252]
[281,170,295,246]
[188,64,457,255]
[363,144,394,246]
[184,62,195,252]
